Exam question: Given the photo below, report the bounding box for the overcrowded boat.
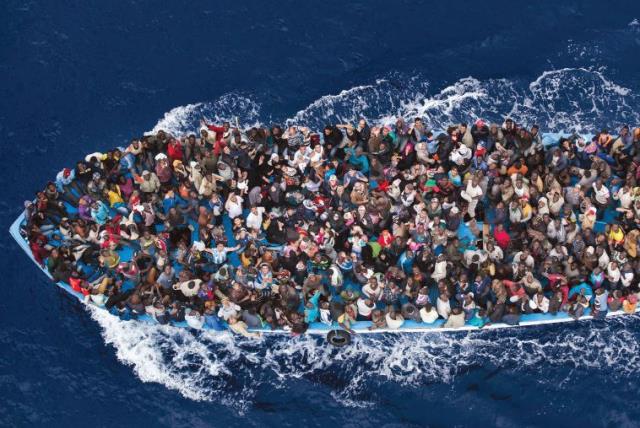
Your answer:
[11,116,640,345]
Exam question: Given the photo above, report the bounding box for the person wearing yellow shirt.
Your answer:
[99,248,120,269]
[623,295,638,314]
[608,224,625,249]
[337,305,357,334]
[106,183,128,215]
[519,198,533,223]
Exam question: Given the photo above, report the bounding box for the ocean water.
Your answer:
[3,1,640,426]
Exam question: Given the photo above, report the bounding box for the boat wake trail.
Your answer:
[151,67,640,137]
[91,307,640,411]
[115,64,640,411]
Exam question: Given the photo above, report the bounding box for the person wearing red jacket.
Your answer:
[167,138,184,162]
[493,223,510,250]
[29,233,50,267]
[201,119,230,155]
[69,274,90,296]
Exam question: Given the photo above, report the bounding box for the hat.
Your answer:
[451,206,459,214]
[154,153,168,161]
[192,241,206,252]
[173,159,183,168]
[142,170,150,176]
[63,168,72,178]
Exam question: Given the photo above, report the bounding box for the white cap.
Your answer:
[192,241,206,252]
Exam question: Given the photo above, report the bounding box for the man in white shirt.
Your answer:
[224,192,244,219]
[463,249,488,268]
[597,247,610,270]
[485,241,504,262]
[546,191,565,216]
[291,145,312,172]
[614,186,633,210]
[606,261,621,288]
[531,292,549,313]
[356,297,375,319]
[246,206,266,231]
[450,143,472,166]
[546,219,566,243]
[419,303,439,323]
[436,293,451,319]
[592,179,610,214]
[621,263,635,288]
[218,298,241,321]
[512,250,535,269]
[461,177,483,218]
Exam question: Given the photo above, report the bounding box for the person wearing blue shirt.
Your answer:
[55,168,76,193]
[468,309,487,328]
[397,250,415,274]
[119,151,137,174]
[54,167,81,204]
[346,146,370,175]
[304,290,322,323]
[568,282,593,302]
[163,191,178,214]
[91,200,110,225]
[342,169,368,188]
[427,135,439,155]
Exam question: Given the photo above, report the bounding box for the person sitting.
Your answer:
[443,307,465,328]
[419,302,439,324]
[385,310,405,329]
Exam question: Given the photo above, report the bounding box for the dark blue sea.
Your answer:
[3,1,640,426]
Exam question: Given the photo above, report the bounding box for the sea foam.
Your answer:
[148,67,640,138]
[91,306,640,412]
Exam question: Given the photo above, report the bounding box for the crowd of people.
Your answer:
[21,115,640,338]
